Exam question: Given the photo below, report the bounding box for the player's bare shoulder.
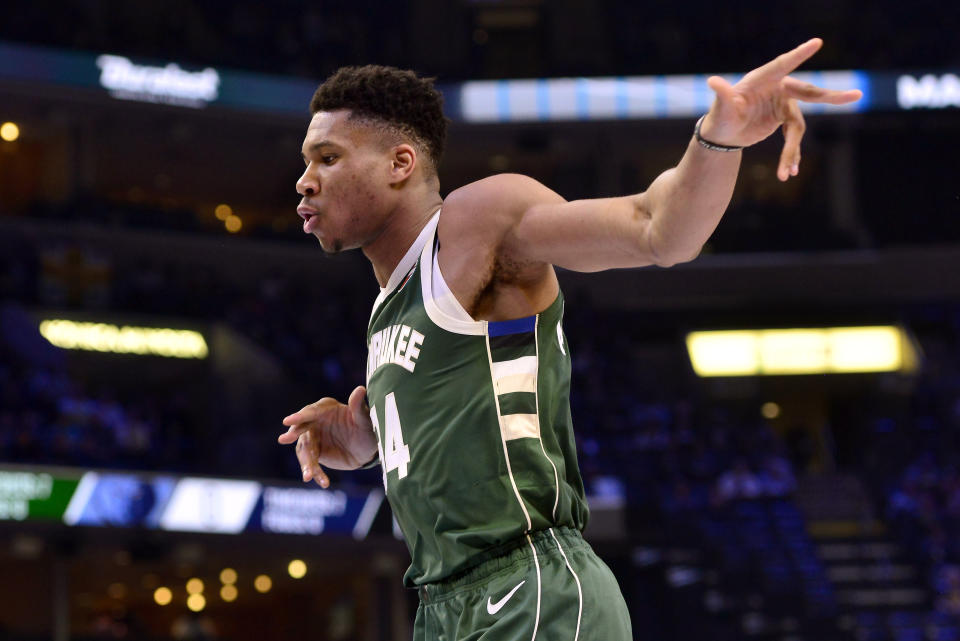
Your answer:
[437,174,562,320]
[439,174,565,252]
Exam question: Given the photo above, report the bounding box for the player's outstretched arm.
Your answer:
[277,385,378,488]
[489,38,861,273]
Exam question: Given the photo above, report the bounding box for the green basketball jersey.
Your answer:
[365,212,589,587]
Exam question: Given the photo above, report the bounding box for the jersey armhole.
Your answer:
[421,221,488,336]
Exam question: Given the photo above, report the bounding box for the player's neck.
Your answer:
[363,188,443,288]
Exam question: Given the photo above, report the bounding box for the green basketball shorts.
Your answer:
[413,527,632,641]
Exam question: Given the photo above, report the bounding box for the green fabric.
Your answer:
[365,235,589,588]
[497,391,538,416]
[489,333,538,361]
[413,528,632,641]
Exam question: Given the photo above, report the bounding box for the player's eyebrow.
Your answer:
[300,140,336,160]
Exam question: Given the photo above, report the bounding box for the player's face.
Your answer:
[295,110,396,253]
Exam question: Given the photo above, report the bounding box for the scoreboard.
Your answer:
[0,465,384,539]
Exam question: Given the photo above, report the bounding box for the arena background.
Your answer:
[0,1,958,640]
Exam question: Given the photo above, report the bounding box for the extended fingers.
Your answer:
[706,75,737,103]
[277,423,308,444]
[781,77,863,105]
[778,100,806,182]
[282,409,312,428]
[742,38,823,86]
[279,398,341,487]
[282,397,339,427]
[296,433,330,487]
[282,403,318,427]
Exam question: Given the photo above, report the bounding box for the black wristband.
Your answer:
[694,115,744,152]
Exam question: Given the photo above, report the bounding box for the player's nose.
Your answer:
[296,167,319,196]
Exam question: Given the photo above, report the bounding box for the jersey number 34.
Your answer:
[369,392,410,493]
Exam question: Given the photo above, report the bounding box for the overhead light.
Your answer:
[220,568,237,585]
[186,593,206,612]
[220,584,238,602]
[761,402,781,419]
[39,319,208,359]
[254,575,272,593]
[686,326,919,377]
[0,122,19,142]
[225,214,242,233]
[828,326,908,372]
[154,587,172,606]
[760,329,829,374]
[214,204,232,220]
[288,559,307,579]
[186,578,204,595]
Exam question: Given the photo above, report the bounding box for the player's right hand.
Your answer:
[277,385,378,488]
[698,38,861,181]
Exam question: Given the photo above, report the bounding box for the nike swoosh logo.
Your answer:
[486,580,525,615]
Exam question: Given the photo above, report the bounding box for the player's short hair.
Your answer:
[310,65,447,172]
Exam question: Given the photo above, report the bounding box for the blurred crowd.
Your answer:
[574,393,799,514]
[844,313,960,624]
[4,207,960,639]
[3,211,959,490]
[18,155,960,257]
[886,452,960,617]
[0,352,170,470]
[0,217,812,492]
[0,0,956,82]
[0,227,369,478]
[2,3,959,639]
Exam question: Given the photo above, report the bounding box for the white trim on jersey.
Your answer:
[491,356,539,394]
[420,216,488,336]
[501,413,540,440]
[430,240,475,322]
[486,334,533,531]
[534,317,562,522]
[526,533,543,641]
[495,372,538,395]
[549,528,583,641]
[368,208,441,326]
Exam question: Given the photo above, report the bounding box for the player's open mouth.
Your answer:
[302,213,321,233]
[297,206,321,234]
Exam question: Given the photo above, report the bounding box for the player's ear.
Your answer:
[389,144,417,185]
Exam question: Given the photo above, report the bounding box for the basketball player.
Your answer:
[278,39,860,640]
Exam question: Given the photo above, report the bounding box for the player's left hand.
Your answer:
[698,38,862,182]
